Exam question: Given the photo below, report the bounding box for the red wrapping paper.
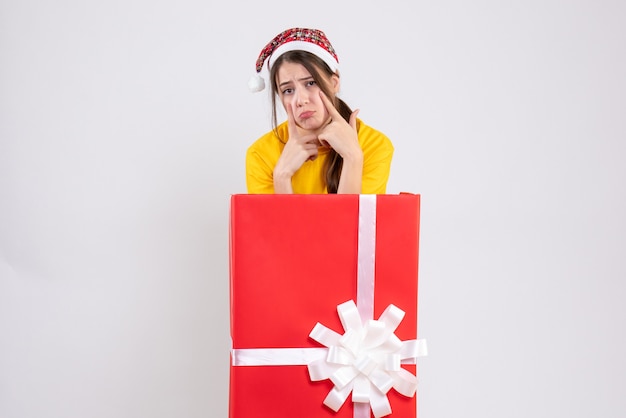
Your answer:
[229,194,421,418]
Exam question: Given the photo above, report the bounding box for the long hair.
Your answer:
[268,50,353,194]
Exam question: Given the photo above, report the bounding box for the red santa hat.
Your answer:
[248,28,339,93]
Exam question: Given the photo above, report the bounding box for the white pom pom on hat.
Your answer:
[248,28,339,93]
[247,74,265,92]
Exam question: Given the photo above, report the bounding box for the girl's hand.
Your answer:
[273,104,321,193]
[316,91,362,162]
[317,91,364,194]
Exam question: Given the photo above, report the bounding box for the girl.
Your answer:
[246,28,393,194]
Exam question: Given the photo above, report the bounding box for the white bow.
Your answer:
[307,300,428,418]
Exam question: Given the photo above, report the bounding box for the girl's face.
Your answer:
[276,61,339,133]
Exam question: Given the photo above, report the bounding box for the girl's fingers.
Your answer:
[319,90,343,120]
[285,104,301,137]
[349,109,360,130]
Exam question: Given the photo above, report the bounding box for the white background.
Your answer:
[1,1,625,417]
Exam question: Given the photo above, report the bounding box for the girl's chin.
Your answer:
[297,119,323,132]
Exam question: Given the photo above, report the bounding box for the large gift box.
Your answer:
[229,194,425,418]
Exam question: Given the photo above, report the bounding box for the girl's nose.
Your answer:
[295,89,309,107]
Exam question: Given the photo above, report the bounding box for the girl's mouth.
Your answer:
[299,111,314,119]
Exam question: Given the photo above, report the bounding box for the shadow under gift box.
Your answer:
[229,194,421,418]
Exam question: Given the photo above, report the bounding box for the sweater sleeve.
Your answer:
[360,127,394,194]
[245,147,276,194]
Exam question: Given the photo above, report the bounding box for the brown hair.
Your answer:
[268,50,353,194]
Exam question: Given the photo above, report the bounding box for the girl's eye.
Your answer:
[306,80,316,87]
[282,88,293,95]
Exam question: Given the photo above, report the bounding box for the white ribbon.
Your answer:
[357,194,377,321]
[231,347,327,366]
[230,195,427,418]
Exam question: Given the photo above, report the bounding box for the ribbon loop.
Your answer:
[324,385,352,412]
[400,338,429,361]
[352,376,371,403]
[369,369,394,394]
[391,368,418,397]
[354,355,377,376]
[309,358,340,381]
[327,346,354,365]
[338,300,363,331]
[310,322,342,347]
[331,366,360,389]
[362,320,387,349]
[378,304,405,332]
[369,389,393,418]
[384,353,401,372]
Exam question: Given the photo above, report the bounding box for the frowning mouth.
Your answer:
[299,111,315,119]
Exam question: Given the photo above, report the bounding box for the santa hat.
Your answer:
[248,28,339,93]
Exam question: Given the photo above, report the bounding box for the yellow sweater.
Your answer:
[246,119,393,194]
